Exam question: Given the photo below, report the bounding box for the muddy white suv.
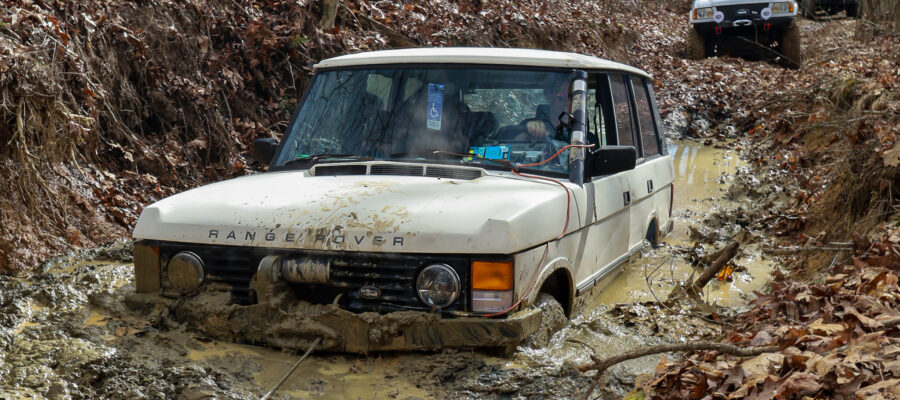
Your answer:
[130,48,675,353]
[687,0,801,68]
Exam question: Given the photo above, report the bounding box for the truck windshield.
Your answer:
[273,67,574,174]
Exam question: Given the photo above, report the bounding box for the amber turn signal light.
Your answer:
[472,261,514,291]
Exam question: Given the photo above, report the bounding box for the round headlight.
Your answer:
[167,251,205,294]
[416,263,460,308]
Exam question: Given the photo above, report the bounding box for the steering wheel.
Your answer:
[519,118,556,140]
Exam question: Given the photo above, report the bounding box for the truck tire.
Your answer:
[521,293,567,349]
[685,29,707,60]
[779,23,802,69]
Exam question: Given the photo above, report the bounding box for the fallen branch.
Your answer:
[691,241,740,295]
[341,3,417,48]
[764,245,852,254]
[882,318,900,329]
[579,342,777,400]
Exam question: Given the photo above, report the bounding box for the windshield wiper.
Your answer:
[278,154,371,170]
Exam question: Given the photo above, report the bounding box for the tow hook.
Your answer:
[715,26,722,35]
[763,22,771,31]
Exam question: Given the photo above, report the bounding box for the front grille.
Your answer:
[159,243,263,304]
[329,254,469,312]
[155,242,474,312]
[718,4,767,20]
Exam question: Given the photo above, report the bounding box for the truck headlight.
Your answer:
[471,260,514,313]
[693,7,714,19]
[771,2,793,13]
[167,251,205,294]
[416,264,460,308]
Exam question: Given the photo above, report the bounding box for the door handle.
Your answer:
[623,191,631,206]
[647,180,654,193]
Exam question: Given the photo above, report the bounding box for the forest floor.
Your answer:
[1,1,898,399]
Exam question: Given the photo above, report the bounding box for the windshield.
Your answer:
[273,67,574,174]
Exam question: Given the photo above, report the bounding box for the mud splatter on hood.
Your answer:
[133,169,577,254]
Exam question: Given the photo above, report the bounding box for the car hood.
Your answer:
[133,168,577,254]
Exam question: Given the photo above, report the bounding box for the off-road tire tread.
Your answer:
[685,29,707,60]
[521,293,566,349]
[779,23,802,69]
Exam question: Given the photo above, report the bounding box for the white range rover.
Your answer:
[130,48,675,353]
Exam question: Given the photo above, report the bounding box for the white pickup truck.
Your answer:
[130,48,675,353]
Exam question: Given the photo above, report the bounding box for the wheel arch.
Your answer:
[644,211,660,247]
[533,258,575,318]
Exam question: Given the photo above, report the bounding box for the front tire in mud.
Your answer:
[521,293,567,349]
[685,28,707,60]
[779,23,802,69]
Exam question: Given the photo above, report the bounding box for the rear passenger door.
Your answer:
[615,74,669,251]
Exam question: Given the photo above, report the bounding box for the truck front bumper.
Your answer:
[125,292,542,354]
[693,16,794,35]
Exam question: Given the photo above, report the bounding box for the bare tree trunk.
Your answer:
[320,0,339,29]
[858,0,900,37]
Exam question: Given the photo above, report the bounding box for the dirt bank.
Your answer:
[0,0,676,273]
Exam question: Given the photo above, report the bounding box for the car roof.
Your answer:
[314,47,652,79]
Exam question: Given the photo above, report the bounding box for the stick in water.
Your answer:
[260,337,322,400]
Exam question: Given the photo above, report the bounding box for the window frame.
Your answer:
[630,76,662,159]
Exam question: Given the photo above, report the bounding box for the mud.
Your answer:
[0,138,779,400]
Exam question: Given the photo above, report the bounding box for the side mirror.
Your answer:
[254,138,279,165]
[588,146,637,177]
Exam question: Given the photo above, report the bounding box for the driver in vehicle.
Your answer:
[516,78,571,141]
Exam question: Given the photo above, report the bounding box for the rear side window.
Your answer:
[632,79,659,157]
[610,75,634,147]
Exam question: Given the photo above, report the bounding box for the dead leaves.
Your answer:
[645,226,900,399]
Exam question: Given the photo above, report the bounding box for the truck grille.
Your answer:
[330,255,469,313]
[155,243,471,312]
[718,4,767,20]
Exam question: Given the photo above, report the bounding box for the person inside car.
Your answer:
[515,78,571,141]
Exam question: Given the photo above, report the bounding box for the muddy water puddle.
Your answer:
[0,141,777,400]
[596,140,776,307]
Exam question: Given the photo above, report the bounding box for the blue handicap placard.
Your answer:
[426,83,444,131]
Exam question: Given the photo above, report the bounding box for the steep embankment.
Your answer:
[0,0,686,272]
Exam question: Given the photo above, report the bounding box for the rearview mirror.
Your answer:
[587,146,637,177]
[254,138,279,165]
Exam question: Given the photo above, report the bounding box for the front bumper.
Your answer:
[693,16,794,35]
[125,292,541,353]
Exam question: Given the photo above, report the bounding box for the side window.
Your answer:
[610,75,635,147]
[632,78,659,157]
[586,87,606,146]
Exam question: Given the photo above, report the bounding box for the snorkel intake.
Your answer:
[568,70,588,186]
